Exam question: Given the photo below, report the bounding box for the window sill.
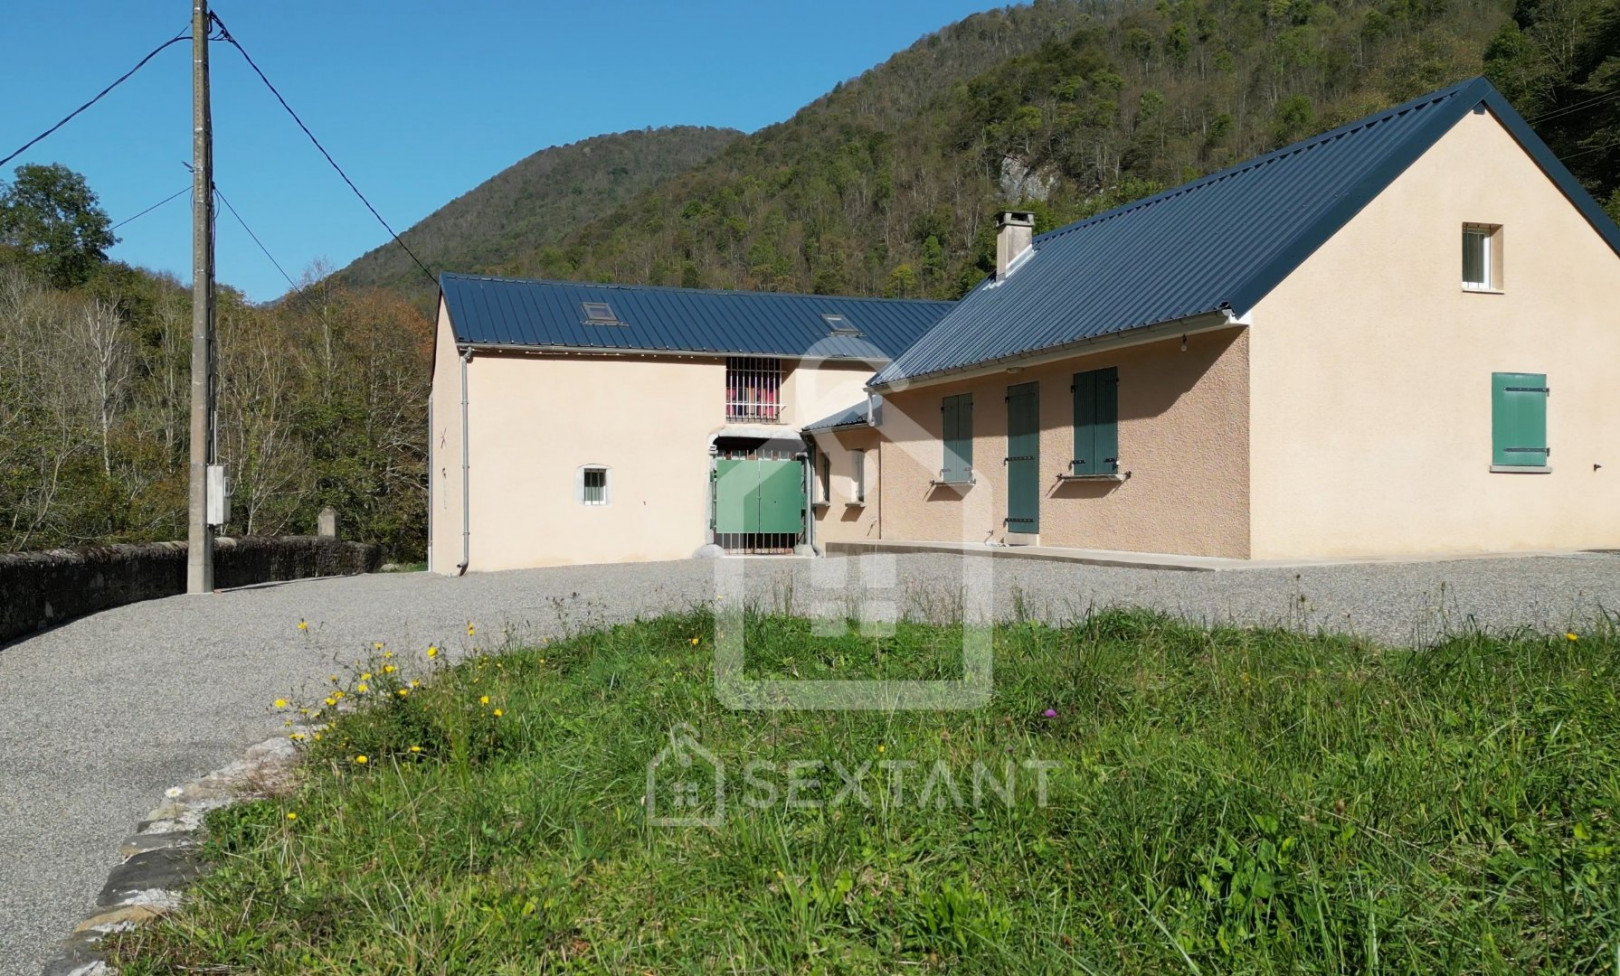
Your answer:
[1056,472,1128,482]
[811,501,830,510]
[1490,464,1551,474]
[845,501,867,509]
[1462,286,1504,295]
[929,478,975,489]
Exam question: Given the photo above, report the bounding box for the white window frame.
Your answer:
[818,450,831,505]
[850,449,867,506]
[1463,224,1500,291]
[576,464,611,506]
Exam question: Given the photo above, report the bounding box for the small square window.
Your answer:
[579,465,610,505]
[1463,224,1502,291]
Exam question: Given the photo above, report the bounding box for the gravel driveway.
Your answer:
[3,551,1619,974]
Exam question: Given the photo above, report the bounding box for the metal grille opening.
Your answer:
[582,467,608,505]
[714,532,799,555]
[726,357,782,423]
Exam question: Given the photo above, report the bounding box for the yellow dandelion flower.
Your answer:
[409,745,422,753]
[356,683,369,693]
[329,674,339,683]
[480,695,490,705]
[297,620,308,632]
[289,732,306,741]
[360,672,372,681]
[354,755,368,765]
[324,697,337,707]
[493,709,503,718]
[690,637,700,646]
[409,680,419,689]
[383,651,393,659]
[877,743,885,754]
[313,732,323,741]
[383,665,397,674]
[397,689,409,698]
[374,642,384,650]
[538,657,546,665]
[467,622,476,636]
[273,698,288,709]
[286,812,298,821]
[427,646,439,659]
[1567,632,1580,642]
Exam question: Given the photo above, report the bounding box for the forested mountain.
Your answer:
[334,126,743,306]
[499,0,1618,299]
[5,0,1615,561]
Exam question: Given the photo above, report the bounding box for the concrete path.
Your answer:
[4,552,1620,974]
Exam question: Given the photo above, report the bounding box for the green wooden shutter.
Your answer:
[1492,372,1549,467]
[1095,368,1119,473]
[942,394,973,482]
[1006,382,1040,532]
[1071,367,1119,475]
[1071,371,1095,474]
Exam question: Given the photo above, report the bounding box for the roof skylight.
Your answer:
[822,313,860,336]
[581,302,621,325]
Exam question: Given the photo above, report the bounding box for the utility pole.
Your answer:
[187,0,215,595]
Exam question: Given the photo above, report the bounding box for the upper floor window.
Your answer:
[726,357,782,423]
[1463,224,1502,291]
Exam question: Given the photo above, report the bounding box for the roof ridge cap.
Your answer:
[440,271,952,306]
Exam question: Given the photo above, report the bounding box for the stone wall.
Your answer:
[0,537,381,645]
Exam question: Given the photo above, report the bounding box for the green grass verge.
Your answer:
[111,610,1620,973]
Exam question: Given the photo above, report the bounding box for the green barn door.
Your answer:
[756,459,806,533]
[1005,382,1040,535]
[714,459,757,533]
[713,457,806,552]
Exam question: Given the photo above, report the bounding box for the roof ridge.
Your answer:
[1033,76,1487,248]
[438,271,954,307]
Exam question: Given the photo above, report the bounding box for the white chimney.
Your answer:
[996,211,1035,277]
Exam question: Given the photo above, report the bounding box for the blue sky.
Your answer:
[1,1,996,301]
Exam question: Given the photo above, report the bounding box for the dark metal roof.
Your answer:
[874,77,1620,389]
[804,396,880,433]
[440,274,953,361]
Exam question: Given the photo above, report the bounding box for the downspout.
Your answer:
[456,349,472,576]
[426,391,433,571]
[868,393,882,541]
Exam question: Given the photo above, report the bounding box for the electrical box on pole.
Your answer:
[206,464,229,528]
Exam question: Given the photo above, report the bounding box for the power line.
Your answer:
[1528,88,1620,126]
[0,30,189,171]
[110,185,192,232]
[209,12,437,290]
[213,184,302,298]
[1559,140,1618,162]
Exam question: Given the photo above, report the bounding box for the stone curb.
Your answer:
[37,734,305,976]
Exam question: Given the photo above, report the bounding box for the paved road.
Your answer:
[3,552,1619,974]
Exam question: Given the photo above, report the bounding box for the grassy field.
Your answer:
[112,608,1620,974]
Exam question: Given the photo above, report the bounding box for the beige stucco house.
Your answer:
[426,278,948,572]
[431,77,1619,573]
[810,76,1620,561]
